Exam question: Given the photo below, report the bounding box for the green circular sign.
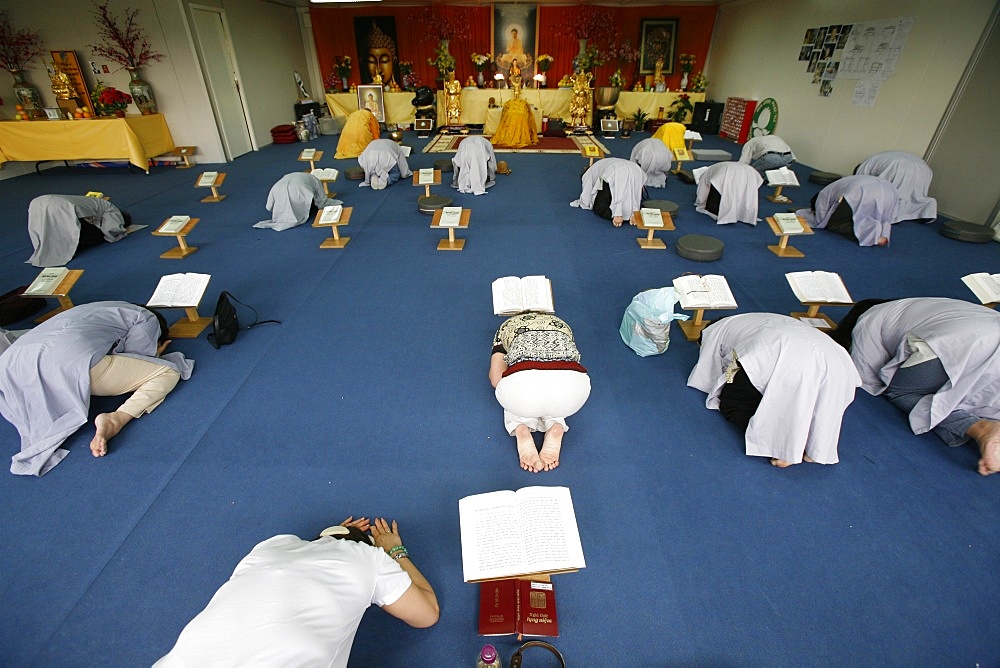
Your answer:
[751,97,779,137]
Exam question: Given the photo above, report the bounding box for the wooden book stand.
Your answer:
[766,215,812,258]
[298,149,323,172]
[171,146,197,168]
[26,269,84,322]
[430,208,470,251]
[312,207,353,249]
[196,173,227,202]
[631,210,675,250]
[153,218,200,259]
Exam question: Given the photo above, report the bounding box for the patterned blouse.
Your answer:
[492,313,586,377]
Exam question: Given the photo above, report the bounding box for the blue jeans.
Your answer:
[883,358,979,446]
[387,165,400,185]
[750,152,794,172]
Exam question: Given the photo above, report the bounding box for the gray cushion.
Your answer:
[808,171,840,185]
[418,194,453,214]
[642,200,679,215]
[434,159,453,173]
[939,220,994,243]
[691,149,732,162]
[676,234,724,262]
[344,166,365,180]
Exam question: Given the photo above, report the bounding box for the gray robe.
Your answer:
[855,150,937,222]
[630,138,673,188]
[687,313,860,464]
[850,298,1000,434]
[451,136,496,195]
[694,162,763,225]
[255,173,340,232]
[570,158,645,220]
[27,195,127,267]
[358,139,412,189]
[798,175,898,247]
[0,302,193,476]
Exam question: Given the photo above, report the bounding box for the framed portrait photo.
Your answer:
[357,84,385,124]
[639,18,678,75]
[43,107,64,120]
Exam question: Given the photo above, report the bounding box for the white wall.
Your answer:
[0,0,312,179]
[707,0,996,216]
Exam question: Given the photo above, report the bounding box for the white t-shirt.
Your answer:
[154,535,412,668]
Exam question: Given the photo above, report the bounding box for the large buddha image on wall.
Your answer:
[354,17,399,88]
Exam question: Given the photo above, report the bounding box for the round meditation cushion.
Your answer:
[433,159,453,173]
[344,166,365,180]
[939,220,994,243]
[642,200,680,216]
[808,171,841,185]
[417,194,453,215]
[676,234,724,262]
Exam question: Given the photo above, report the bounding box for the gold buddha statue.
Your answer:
[50,62,75,100]
[509,61,523,99]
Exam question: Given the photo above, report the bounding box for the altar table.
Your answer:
[325,92,417,125]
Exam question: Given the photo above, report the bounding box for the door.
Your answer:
[190,6,254,160]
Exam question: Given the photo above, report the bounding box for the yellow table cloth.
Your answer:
[0,113,175,172]
[614,91,706,125]
[436,88,582,125]
[326,92,417,125]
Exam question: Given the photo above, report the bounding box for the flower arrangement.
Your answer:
[536,54,554,73]
[0,10,45,71]
[690,71,709,92]
[416,9,470,42]
[427,42,456,79]
[678,53,695,74]
[87,1,164,70]
[572,44,605,74]
[608,70,624,87]
[97,85,132,115]
[471,53,491,72]
[323,71,339,93]
[559,6,614,40]
[334,55,352,79]
[667,93,692,123]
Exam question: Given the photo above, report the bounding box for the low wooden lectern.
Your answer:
[766,184,795,204]
[196,173,227,202]
[172,146,197,168]
[580,146,604,167]
[413,169,443,198]
[631,210,675,250]
[766,215,813,258]
[430,208,471,251]
[790,303,844,331]
[25,269,84,322]
[312,207,353,249]
[153,217,200,259]
[167,306,213,338]
[677,306,737,343]
[299,149,323,172]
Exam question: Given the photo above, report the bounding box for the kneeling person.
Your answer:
[797,175,898,246]
[255,172,342,232]
[570,158,645,227]
[451,136,497,195]
[687,313,861,467]
[27,194,131,267]
[358,138,413,190]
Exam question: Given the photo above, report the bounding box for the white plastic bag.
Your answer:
[619,287,687,357]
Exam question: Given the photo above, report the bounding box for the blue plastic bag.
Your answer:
[619,287,688,357]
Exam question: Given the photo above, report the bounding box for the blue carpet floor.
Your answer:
[0,128,998,666]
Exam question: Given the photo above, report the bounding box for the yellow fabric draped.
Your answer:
[652,122,687,153]
[334,110,380,159]
[489,99,538,149]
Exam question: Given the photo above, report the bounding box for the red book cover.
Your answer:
[479,579,517,635]
[518,580,559,638]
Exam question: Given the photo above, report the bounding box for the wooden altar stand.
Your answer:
[153,217,200,259]
[313,206,352,249]
[167,306,213,338]
[631,210,675,250]
[766,215,813,258]
[430,208,470,251]
[196,172,227,202]
[26,269,84,323]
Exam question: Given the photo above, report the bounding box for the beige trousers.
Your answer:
[89,355,180,418]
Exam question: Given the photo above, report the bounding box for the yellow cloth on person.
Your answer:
[489,98,538,150]
[334,110,380,159]
[652,121,687,154]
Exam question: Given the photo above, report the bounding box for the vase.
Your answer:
[9,70,43,118]
[573,38,588,73]
[680,71,689,91]
[477,71,484,88]
[341,77,349,92]
[127,68,156,115]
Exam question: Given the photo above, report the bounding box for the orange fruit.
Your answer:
[74,111,83,118]
[14,104,23,111]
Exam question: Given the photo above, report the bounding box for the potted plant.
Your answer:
[678,53,695,91]
[98,85,133,117]
[667,94,692,123]
[88,1,165,114]
[0,10,46,117]
[690,71,709,93]
[630,108,650,132]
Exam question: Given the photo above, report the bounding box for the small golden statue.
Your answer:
[444,70,462,126]
[50,62,75,100]
[653,57,665,90]
[509,61,523,99]
[371,71,383,85]
[569,71,593,127]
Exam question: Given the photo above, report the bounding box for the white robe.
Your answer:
[451,136,497,195]
[570,158,645,220]
[358,139,412,188]
[0,302,193,476]
[255,173,340,232]
[27,195,128,267]
[694,162,763,225]
[797,175,898,247]
[854,150,937,222]
[687,313,861,464]
[630,138,673,188]
[738,135,796,164]
[850,298,1000,434]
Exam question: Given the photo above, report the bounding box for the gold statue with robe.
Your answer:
[569,71,593,127]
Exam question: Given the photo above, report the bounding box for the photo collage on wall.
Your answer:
[799,24,851,98]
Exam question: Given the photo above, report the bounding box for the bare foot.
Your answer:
[539,423,564,471]
[877,237,888,246]
[803,454,816,463]
[90,411,133,457]
[770,458,796,468]
[966,420,1000,476]
[515,425,543,473]
[612,216,623,227]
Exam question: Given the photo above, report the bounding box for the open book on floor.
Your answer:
[672,274,737,310]
[479,578,558,637]
[786,271,852,304]
[147,273,211,308]
[492,275,554,316]
[962,272,1000,304]
[24,267,69,295]
[459,486,585,582]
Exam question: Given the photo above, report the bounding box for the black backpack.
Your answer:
[207,291,280,348]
